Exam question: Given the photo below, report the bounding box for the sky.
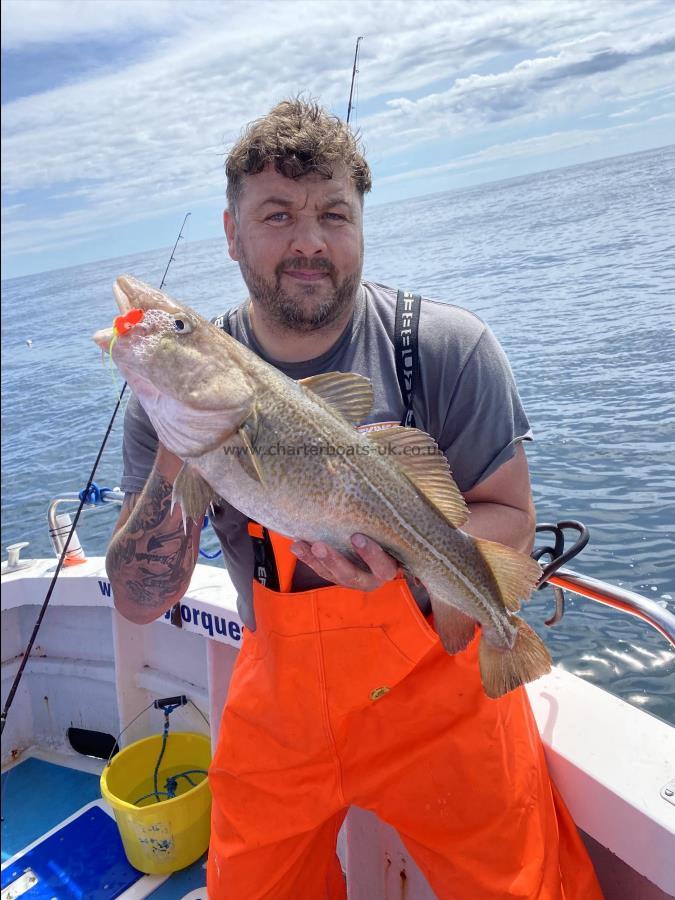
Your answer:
[2,0,674,280]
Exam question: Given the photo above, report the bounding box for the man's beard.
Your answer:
[237,244,361,333]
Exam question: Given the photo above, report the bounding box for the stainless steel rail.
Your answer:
[47,490,124,560]
[547,567,675,646]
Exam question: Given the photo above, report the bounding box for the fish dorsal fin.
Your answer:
[172,462,217,525]
[366,426,468,528]
[298,372,374,424]
[473,538,542,611]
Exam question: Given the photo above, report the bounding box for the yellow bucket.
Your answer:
[100,731,212,875]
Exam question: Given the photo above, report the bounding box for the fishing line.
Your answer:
[0,212,192,738]
[107,332,124,404]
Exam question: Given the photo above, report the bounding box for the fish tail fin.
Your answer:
[479,618,552,699]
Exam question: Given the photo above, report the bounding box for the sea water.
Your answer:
[2,145,674,722]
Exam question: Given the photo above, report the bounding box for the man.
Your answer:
[108,99,602,898]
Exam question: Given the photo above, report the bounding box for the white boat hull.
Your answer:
[2,558,673,898]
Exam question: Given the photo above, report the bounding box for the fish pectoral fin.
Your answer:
[237,424,265,484]
[473,538,542,611]
[479,618,552,698]
[366,427,468,528]
[298,372,374,424]
[172,463,216,522]
[428,595,476,654]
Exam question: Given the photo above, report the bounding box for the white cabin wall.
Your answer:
[581,833,674,900]
[17,604,114,663]
[23,658,116,748]
[2,602,118,763]
[17,603,118,750]
[1,605,35,764]
[3,605,26,660]
[141,618,208,696]
[112,612,212,748]
[205,641,238,751]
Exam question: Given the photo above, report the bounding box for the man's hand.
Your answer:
[290,533,399,591]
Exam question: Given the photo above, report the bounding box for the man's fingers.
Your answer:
[290,541,337,583]
[290,537,399,591]
[291,540,380,590]
[311,541,379,589]
[351,534,399,582]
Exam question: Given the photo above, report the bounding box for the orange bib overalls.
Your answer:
[207,527,602,899]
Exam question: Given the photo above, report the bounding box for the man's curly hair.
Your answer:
[226,98,372,211]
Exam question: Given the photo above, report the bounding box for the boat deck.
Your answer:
[1,754,207,899]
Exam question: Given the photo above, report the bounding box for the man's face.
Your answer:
[224,163,364,332]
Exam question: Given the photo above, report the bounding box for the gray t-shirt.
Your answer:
[121,280,531,629]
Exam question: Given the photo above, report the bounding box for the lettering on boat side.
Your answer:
[96,579,242,645]
[163,602,242,644]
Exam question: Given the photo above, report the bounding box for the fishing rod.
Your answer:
[159,212,191,292]
[347,36,363,124]
[0,213,192,738]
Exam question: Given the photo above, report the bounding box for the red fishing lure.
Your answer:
[113,307,144,335]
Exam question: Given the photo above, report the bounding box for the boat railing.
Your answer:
[47,487,124,563]
[543,568,675,646]
[38,497,675,646]
[533,520,675,646]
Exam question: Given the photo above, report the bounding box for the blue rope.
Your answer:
[134,769,208,805]
[79,482,112,505]
[199,514,222,559]
[132,702,209,806]
[152,710,173,802]
[199,548,223,559]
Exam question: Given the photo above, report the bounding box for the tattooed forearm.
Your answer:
[106,465,202,618]
[108,536,137,569]
[136,552,179,566]
[133,470,173,532]
[125,529,195,609]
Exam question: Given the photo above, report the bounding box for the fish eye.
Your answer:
[173,316,192,334]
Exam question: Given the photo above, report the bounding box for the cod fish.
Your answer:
[94,275,551,698]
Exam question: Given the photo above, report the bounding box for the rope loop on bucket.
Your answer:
[106,696,210,807]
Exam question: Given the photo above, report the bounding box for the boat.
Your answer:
[2,489,673,899]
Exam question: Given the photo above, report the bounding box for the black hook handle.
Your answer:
[533,520,590,588]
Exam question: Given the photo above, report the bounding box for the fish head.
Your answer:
[94,275,254,458]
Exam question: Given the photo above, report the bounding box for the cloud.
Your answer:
[609,107,640,118]
[363,29,675,151]
[538,34,675,81]
[0,0,220,49]
[2,0,675,272]
[1,202,25,218]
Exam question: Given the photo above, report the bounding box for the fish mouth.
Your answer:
[93,275,185,351]
[93,327,114,352]
[113,274,183,315]
[113,277,135,314]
